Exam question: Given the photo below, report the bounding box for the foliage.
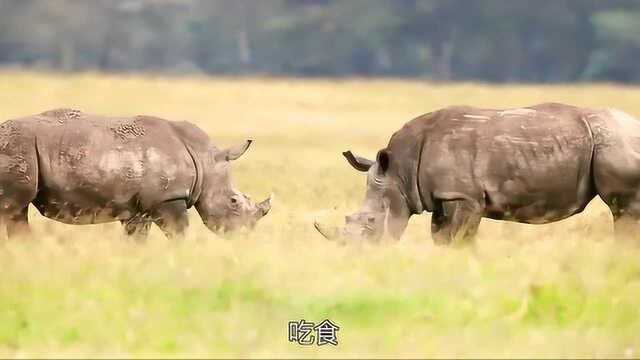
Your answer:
[1,0,640,82]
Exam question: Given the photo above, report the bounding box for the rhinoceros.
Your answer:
[0,108,271,239]
[315,102,640,244]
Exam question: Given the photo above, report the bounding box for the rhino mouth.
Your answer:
[205,217,260,235]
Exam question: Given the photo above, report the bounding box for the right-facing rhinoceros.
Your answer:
[0,108,271,239]
[315,102,640,245]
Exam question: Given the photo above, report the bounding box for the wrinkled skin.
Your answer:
[315,150,410,243]
[0,108,271,240]
[314,150,411,243]
[195,159,271,233]
[316,102,640,245]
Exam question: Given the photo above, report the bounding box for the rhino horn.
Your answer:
[314,220,341,241]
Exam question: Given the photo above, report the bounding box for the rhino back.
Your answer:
[21,109,200,223]
[392,103,597,223]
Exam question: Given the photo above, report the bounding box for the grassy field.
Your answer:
[1,71,640,358]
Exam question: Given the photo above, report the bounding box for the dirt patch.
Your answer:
[40,108,82,124]
[0,120,20,150]
[111,118,146,140]
[7,154,31,184]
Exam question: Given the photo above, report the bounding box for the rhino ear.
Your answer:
[215,140,252,162]
[376,149,391,174]
[343,151,374,172]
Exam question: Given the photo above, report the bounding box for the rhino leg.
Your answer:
[6,206,30,239]
[612,215,640,243]
[593,166,640,243]
[431,199,482,246]
[121,219,151,242]
[1,191,36,240]
[150,199,188,239]
[604,199,640,244]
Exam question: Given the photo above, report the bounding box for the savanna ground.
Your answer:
[0,71,640,358]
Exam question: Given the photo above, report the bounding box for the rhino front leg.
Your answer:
[430,199,482,246]
[6,207,31,239]
[151,199,189,239]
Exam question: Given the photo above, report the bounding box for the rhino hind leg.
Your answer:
[150,199,189,239]
[593,167,640,243]
[0,124,39,239]
[612,215,640,243]
[0,188,36,240]
[430,199,482,246]
[6,206,31,239]
[603,198,640,244]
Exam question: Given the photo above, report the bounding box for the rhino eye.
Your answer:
[367,216,375,223]
[230,197,238,204]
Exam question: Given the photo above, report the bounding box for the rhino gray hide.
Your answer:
[315,103,640,245]
[0,108,271,239]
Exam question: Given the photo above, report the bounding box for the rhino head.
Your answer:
[315,149,411,242]
[195,140,272,234]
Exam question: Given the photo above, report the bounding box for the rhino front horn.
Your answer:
[314,221,340,241]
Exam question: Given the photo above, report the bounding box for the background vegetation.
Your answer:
[2,0,640,82]
[0,71,639,357]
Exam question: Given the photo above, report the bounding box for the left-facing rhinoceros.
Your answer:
[315,102,640,245]
[0,108,271,239]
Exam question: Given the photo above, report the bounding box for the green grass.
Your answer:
[0,71,639,357]
[1,235,639,358]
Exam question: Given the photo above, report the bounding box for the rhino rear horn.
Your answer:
[215,139,253,162]
[343,151,374,172]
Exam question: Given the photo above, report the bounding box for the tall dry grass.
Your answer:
[0,71,639,358]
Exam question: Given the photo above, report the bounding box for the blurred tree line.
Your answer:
[1,0,640,82]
